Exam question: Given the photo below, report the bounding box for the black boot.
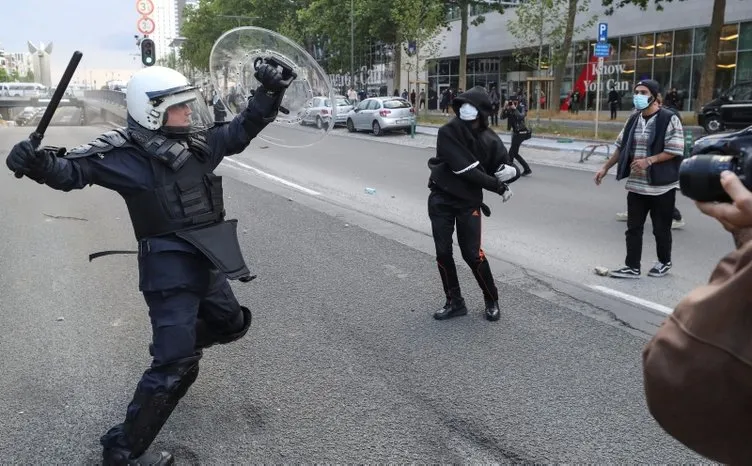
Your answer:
[434,290,468,320]
[484,298,500,321]
[102,448,174,466]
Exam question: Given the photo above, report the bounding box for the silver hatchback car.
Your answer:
[346,97,416,136]
[300,95,354,128]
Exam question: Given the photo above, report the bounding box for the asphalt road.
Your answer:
[228,125,733,312]
[0,125,707,463]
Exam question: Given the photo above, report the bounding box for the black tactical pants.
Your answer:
[509,132,531,173]
[428,190,498,302]
[101,247,245,456]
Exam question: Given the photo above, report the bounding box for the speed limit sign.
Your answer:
[137,16,155,35]
[136,0,154,16]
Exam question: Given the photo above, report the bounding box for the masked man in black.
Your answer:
[427,86,520,322]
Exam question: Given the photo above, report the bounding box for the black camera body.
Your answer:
[679,126,752,202]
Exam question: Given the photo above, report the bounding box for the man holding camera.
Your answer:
[641,167,752,465]
[594,80,684,278]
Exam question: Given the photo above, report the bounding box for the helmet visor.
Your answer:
[157,88,214,135]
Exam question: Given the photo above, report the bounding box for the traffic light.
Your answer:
[141,38,155,67]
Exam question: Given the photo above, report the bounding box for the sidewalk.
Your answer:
[420,108,703,133]
[415,124,615,157]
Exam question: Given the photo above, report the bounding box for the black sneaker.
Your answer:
[609,266,641,278]
[648,261,672,277]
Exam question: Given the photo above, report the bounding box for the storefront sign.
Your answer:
[328,65,394,88]
[582,62,631,92]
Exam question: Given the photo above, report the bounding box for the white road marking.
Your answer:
[589,285,674,315]
[222,158,321,196]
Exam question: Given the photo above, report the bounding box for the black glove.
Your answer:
[254,63,294,93]
[496,180,513,203]
[6,140,56,182]
[494,178,508,195]
[245,63,297,124]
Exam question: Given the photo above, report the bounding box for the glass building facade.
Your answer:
[426,21,752,111]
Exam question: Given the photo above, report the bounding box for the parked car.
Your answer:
[300,95,354,128]
[14,106,38,126]
[345,97,416,136]
[696,80,752,134]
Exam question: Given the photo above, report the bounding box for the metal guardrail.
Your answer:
[579,143,611,163]
[84,89,126,107]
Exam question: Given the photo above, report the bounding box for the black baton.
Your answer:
[15,50,83,179]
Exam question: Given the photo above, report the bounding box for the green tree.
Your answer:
[445,1,507,91]
[295,0,396,80]
[180,0,223,71]
[0,68,10,82]
[22,70,35,83]
[391,0,447,105]
[602,0,739,108]
[508,0,595,114]
[180,0,308,71]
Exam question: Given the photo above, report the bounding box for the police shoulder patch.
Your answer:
[65,128,133,159]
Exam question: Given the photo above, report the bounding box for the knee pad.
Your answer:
[197,306,252,350]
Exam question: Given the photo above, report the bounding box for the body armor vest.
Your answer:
[123,127,223,240]
[123,154,225,240]
[66,126,253,282]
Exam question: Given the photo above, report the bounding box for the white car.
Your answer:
[300,95,354,128]
[346,97,416,136]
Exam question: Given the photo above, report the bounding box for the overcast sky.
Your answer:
[0,0,142,80]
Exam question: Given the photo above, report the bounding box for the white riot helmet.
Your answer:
[125,66,214,135]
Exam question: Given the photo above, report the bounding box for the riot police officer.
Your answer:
[5,64,293,465]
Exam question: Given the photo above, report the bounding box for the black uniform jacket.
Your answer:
[428,86,510,207]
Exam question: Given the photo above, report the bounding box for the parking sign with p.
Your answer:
[598,23,608,42]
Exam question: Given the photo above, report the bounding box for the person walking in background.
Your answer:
[502,96,532,177]
[608,85,620,120]
[489,84,501,126]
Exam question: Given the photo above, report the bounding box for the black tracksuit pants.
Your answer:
[509,132,531,173]
[428,190,498,302]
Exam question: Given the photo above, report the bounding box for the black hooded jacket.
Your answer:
[428,86,510,205]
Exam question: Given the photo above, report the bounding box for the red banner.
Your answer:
[561,54,600,111]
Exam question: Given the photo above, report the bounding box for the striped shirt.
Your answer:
[615,110,684,196]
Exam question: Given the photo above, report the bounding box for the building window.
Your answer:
[717,52,737,93]
[694,27,709,55]
[719,23,739,54]
[619,36,636,63]
[637,32,656,59]
[740,22,752,50]
[739,51,752,81]
[673,29,693,56]
[655,31,673,58]
[671,56,692,110]
[635,58,653,82]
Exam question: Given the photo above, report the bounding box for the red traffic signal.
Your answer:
[141,38,155,67]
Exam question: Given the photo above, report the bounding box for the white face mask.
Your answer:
[459,103,478,121]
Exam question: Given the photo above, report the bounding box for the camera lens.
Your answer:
[679,154,736,202]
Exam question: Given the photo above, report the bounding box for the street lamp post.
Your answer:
[350,0,355,90]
